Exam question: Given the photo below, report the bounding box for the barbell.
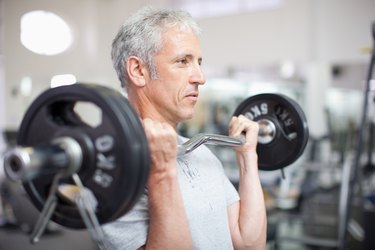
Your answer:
[2,83,309,231]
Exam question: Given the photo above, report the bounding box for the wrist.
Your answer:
[236,150,258,162]
[147,162,178,188]
[146,164,182,215]
[236,151,258,173]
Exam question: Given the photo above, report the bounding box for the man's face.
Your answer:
[144,28,205,126]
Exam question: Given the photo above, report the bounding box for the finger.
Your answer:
[229,115,249,137]
[238,115,259,134]
[144,121,175,147]
[142,120,177,166]
[228,116,239,135]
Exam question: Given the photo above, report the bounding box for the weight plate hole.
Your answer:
[48,101,103,128]
[73,102,103,128]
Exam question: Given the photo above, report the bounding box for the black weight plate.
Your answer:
[103,87,150,219]
[233,93,309,171]
[17,83,149,228]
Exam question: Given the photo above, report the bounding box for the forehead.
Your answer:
[158,28,201,56]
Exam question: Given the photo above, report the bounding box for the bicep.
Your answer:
[227,200,242,248]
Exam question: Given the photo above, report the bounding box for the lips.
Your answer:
[186,91,199,102]
[186,91,199,98]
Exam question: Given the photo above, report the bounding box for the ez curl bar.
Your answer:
[2,83,309,244]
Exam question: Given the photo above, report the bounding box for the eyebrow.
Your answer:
[173,54,203,63]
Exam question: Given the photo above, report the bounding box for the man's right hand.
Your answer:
[142,118,178,181]
[141,119,192,249]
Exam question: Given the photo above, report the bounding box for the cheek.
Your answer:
[149,81,179,105]
[153,69,187,101]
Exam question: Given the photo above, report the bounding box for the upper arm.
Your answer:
[227,201,242,248]
[227,200,267,250]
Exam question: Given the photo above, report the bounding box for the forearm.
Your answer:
[144,168,192,250]
[236,152,267,249]
[227,115,266,249]
[139,119,192,249]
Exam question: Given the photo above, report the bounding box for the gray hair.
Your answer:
[111,6,201,89]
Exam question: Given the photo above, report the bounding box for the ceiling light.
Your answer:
[20,10,73,56]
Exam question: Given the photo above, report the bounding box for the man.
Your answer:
[103,6,267,250]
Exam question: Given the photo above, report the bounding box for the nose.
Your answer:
[190,63,206,85]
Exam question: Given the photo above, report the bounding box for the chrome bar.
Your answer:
[177,133,245,156]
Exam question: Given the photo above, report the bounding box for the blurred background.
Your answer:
[0,0,374,249]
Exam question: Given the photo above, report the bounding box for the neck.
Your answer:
[128,89,178,129]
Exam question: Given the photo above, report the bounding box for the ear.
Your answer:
[126,56,148,87]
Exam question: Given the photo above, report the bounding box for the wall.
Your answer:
[313,0,375,63]
[3,0,165,127]
[199,0,312,68]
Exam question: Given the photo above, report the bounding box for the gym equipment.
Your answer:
[4,84,150,231]
[338,22,375,250]
[178,94,309,171]
[2,83,309,242]
[234,94,309,170]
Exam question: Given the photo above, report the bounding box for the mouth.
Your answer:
[186,91,199,101]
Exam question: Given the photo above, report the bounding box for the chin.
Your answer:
[180,110,195,121]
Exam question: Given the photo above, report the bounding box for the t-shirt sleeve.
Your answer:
[102,191,149,250]
[202,143,240,207]
[222,173,240,206]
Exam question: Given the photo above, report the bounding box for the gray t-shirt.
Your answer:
[102,137,240,249]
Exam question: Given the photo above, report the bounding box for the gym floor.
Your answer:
[0,208,342,250]
[0,226,97,250]
[0,221,301,250]
[0,178,98,250]
[0,217,338,250]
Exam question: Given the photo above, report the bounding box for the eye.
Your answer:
[177,58,188,64]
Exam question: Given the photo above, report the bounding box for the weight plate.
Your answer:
[17,83,149,228]
[233,93,309,171]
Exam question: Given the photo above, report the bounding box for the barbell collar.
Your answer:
[258,119,276,144]
[4,137,82,182]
